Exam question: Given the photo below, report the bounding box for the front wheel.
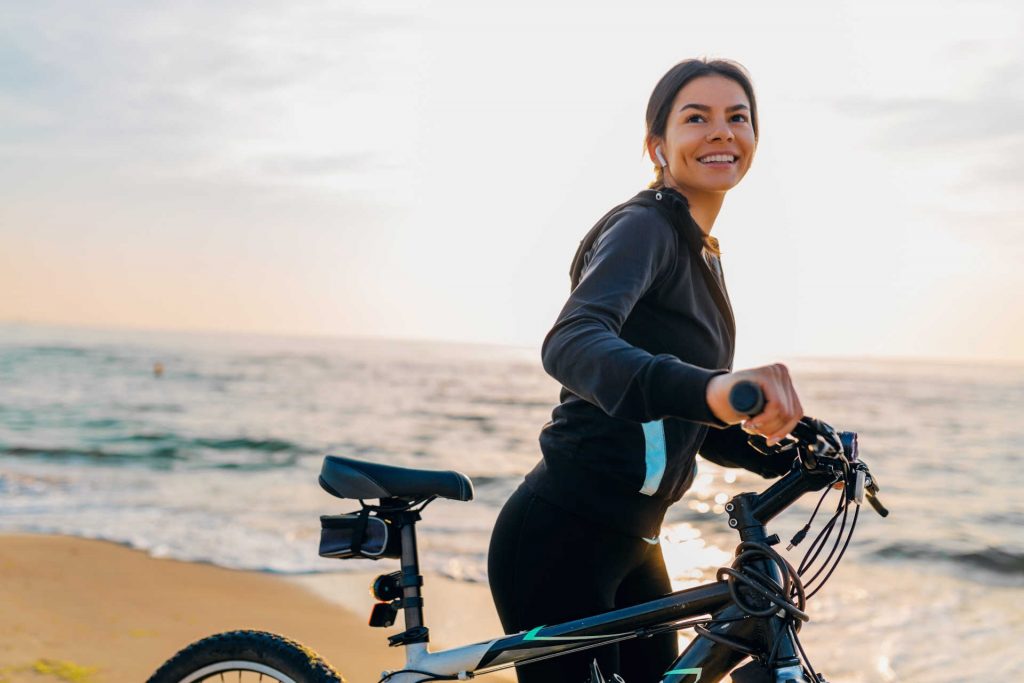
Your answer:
[147,630,345,683]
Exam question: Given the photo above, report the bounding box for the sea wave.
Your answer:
[875,542,1024,576]
[192,436,301,453]
[18,345,90,357]
[2,434,311,467]
[2,445,182,462]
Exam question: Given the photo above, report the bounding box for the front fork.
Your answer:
[658,605,807,683]
[661,493,816,683]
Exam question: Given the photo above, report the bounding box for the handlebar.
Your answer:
[728,380,889,518]
[727,380,764,415]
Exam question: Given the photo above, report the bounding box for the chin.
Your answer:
[695,180,741,194]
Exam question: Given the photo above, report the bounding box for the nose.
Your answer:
[707,123,734,143]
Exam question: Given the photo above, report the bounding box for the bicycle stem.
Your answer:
[750,464,838,525]
[725,493,803,673]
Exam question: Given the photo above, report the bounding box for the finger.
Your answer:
[770,415,802,444]
[771,376,789,407]
[755,409,788,438]
[778,364,802,420]
[762,406,797,443]
[744,419,778,444]
[765,412,800,443]
[749,366,796,442]
[753,389,782,425]
[776,366,797,423]
[743,418,778,438]
[756,409,789,435]
[766,373,795,424]
[769,370,801,440]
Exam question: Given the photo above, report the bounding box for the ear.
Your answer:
[646,137,664,167]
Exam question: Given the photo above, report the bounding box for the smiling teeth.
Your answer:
[699,155,736,163]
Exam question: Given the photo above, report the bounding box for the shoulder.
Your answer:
[597,202,677,252]
[569,192,683,287]
[578,202,680,289]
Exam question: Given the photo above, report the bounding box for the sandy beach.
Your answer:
[0,534,514,683]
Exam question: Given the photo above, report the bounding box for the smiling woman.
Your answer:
[487,58,807,683]
[644,60,760,255]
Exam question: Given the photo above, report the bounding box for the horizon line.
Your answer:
[1,317,1022,369]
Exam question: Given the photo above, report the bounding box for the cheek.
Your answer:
[737,156,754,179]
[668,131,702,159]
[741,142,757,171]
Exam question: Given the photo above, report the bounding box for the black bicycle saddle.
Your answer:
[319,455,474,502]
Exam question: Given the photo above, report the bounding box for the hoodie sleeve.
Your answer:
[699,424,794,478]
[541,207,726,424]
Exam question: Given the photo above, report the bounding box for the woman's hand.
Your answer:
[706,364,803,446]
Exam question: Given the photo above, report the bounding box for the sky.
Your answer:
[1,0,1022,364]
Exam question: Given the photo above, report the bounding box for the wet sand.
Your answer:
[0,534,513,682]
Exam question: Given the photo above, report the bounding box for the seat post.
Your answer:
[388,509,429,647]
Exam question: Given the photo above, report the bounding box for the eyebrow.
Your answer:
[679,103,750,112]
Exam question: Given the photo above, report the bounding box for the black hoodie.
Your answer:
[525,187,789,539]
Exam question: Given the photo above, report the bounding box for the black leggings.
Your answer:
[487,483,678,683]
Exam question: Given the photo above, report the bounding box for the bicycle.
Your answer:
[147,382,888,683]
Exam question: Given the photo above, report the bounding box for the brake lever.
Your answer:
[866,491,889,517]
[865,477,890,517]
[791,417,843,458]
[813,419,843,454]
[745,433,798,456]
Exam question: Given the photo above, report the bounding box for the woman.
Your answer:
[487,59,805,683]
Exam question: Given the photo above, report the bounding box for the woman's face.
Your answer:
[652,75,756,196]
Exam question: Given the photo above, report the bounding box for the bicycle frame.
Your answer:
[391,580,747,683]
[147,414,877,683]
[375,465,840,683]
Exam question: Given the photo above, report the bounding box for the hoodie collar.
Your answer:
[637,187,705,254]
[636,187,735,336]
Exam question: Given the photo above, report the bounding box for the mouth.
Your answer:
[697,154,738,166]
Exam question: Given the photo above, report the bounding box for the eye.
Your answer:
[685,114,706,123]
[730,113,749,123]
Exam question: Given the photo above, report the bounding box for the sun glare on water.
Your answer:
[660,523,732,591]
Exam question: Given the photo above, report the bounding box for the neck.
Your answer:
[663,183,725,235]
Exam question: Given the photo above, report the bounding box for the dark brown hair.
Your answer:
[643,58,758,255]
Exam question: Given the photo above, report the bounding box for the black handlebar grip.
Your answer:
[729,380,764,416]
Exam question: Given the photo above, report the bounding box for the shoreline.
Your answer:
[0,534,513,683]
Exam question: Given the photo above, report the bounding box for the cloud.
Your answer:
[0,1,422,188]
[826,57,1024,228]
[255,152,383,178]
[834,95,1024,149]
[830,59,1024,150]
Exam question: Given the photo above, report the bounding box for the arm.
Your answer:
[699,424,793,478]
[541,207,726,424]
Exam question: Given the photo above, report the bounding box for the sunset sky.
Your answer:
[2,0,1021,364]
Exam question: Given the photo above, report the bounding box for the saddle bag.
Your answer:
[319,511,401,560]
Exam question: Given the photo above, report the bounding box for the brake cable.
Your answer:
[711,445,864,678]
[798,493,846,578]
[787,484,833,550]
[806,505,859,600]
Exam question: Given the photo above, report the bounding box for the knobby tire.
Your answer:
[146,630,345,683]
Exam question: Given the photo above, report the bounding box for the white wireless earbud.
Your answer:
[655,146,667,167]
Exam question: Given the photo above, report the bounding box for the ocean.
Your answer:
[1,323,1021,682]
